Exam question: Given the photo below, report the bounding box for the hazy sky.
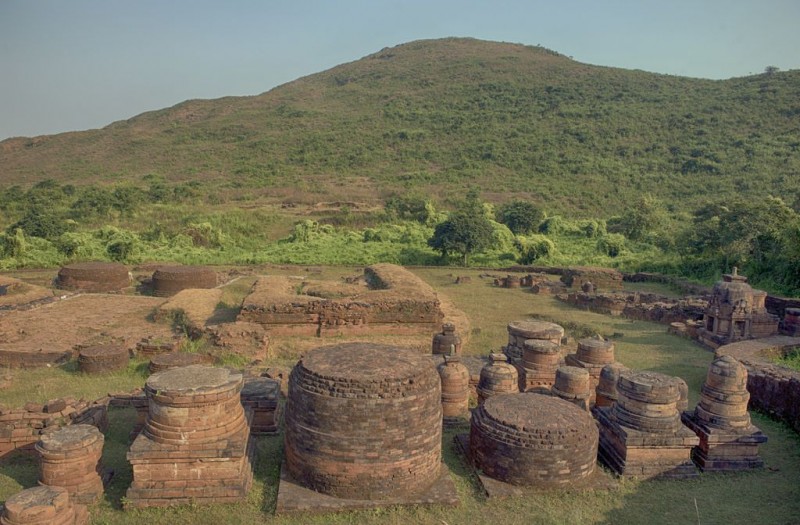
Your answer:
[1,0,798,140]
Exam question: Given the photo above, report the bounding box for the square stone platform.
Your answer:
[681,411,767,472]
[595,408,699,479]
[275,460,459,515]
[454,434,616,498]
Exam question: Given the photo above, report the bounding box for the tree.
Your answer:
[497,200,544,234]
[7,205,67,240]
[764,65,780,75]
[428,211,495,266]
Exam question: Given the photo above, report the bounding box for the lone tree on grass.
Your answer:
[428,211,495,266]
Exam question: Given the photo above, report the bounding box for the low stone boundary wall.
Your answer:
[716,336,800,434]
[558,291,707,325]
[0,397,109,458]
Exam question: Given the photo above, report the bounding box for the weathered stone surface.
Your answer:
[284,343,442,500]
[470,393,598,487]
[36,425,105,504]
[154,288,222,337]
[595,363,627,408]
[477,353,518,405]
[125,365,254,508]
[519,339,562,391]
[595,370,699,479]
[0,485,88,525]
[204,321,269,360]
[552,366,591,410]
[561,266,623,292]
[56,262,130,293]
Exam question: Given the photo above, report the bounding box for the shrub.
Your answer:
[597,233,627,257]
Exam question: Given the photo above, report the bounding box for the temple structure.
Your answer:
[697,268,779,348]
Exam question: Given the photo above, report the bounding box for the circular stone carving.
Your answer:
[1,485,77,525]
[143,365,246,446]
[36,424,104,504]
[576,337,615,365]
[56,261,130,292]
[613,370,682,432]
[284,342,442,500]
[151,265,217,297]
[470,393,598,486]
[78,344,129,374]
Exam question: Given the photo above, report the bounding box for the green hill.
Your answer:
[1,37,799,216]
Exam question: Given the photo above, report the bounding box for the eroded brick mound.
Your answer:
[519,339,562,392]
[595,363,627,408]
[77,345,129,374]
[0,485,88,525]
[154,288,222,337]
[148,352,214,374]
[56,262,130,293]
[552,366,591,409]
[204,321,269,360]
[432,323,462,355]
[36,425,105,504]
[151,266,217,297]
[470,392,598,487]
[561,266,623,291]
[126,365,254,507]
[284,343,442,500]
[437,355,470,420]
[239,264,443,336]
[477,353,518,405]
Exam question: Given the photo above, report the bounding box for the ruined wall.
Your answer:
[559,292,707,325]
[0,398,109,458]
[239,264,443,336]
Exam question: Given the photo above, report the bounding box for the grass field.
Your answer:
[1,267,799,524]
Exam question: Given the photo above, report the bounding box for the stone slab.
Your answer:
[275,460,459,515]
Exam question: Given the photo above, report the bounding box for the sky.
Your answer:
[1,0,799,140]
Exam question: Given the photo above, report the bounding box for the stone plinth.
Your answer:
[36,425,105,504]
[470,393,598,487]
[432,323,462,355]
[681,355,767,471]
[125,365,254,508]
[56,262,130,293]
[505,275,521,288]
[519,339,562,392]
[152,266,217,297]
[437,355,470,422]
[503,320,564,364]
[595,363,626,408]
[240,377,281,435]
[565,337,616,405]
[0,486,88,525]
[284,343,442,501]
[147,352,213,374]
[552,366,591,410]
[78,345,129,374]
[596,370,699,479]
[477,353,519,405]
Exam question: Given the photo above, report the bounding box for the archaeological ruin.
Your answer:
[238,264,443,337]
[35,425,106,504]
[697,268,780,348]
[681,355,767,471]
[282,343,444,501]
[437,354,471,423]
[55,262,130,293]
[125,365,254,508]
[0,485,88,525]
[595,370,699,479]
[151,265,218,297]
[432,322,462,355]
[503,319,564,364]
[469,392,598,487]
[551,366,592,410]
[477,352,519,405]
